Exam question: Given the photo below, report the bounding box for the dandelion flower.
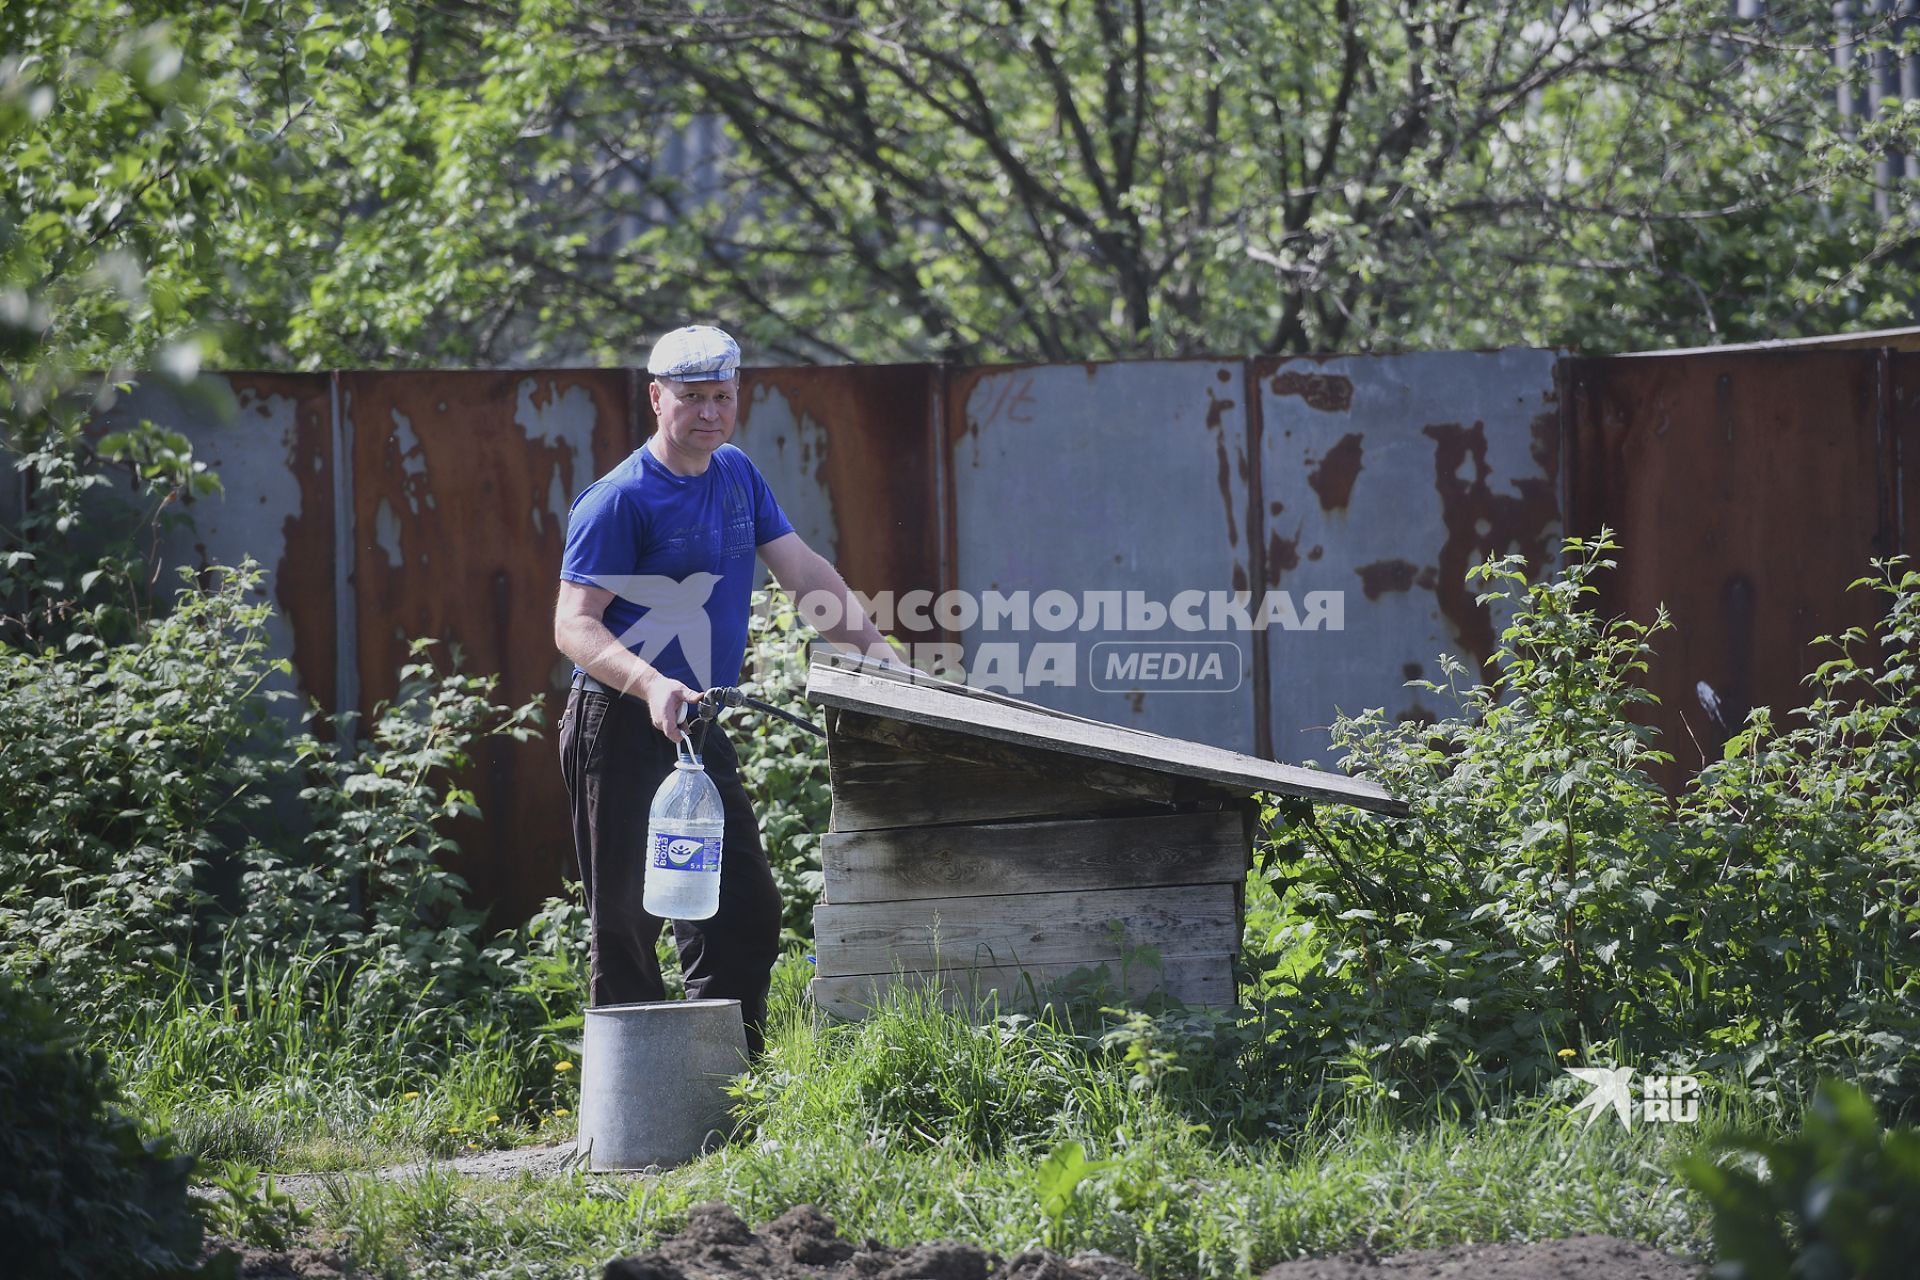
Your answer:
[1557,1048,1577,1059]
[554,1108,570,1118]
[555,1061,574,1073]
[403,1091,420,1100]
[487,1114,500,1124]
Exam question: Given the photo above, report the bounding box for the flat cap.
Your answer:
[646,324,741,382]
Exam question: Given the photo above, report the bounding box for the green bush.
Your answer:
[1679,560,1920,1100]
[1257,536,1920,1109]
[734,590,834,944]
[0,560,553,1028]
[232,638,544,1017]
[0,9,567,1175]
[0,973,206,1279]
[1683,1079,1920,1280]
[1255,534,1679,1097]
[0,563,291,1027]
[0,546,582,1157]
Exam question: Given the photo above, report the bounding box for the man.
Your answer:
[553,324,892,1055]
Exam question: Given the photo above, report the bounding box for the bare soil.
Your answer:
[201,1240,353,1278]
[1256,1234,1699,1280]
[601,1201,1700,1280]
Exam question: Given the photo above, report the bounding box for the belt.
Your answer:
[570,670,635,699]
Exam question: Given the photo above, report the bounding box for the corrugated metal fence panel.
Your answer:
[0,436,23,561]
[104,373,339,722]
[1256,349,1564,762]
[93,343,1904,923]
[736,365,945,604]
[1564,350,1899,786]
[342,370,635,923]
[1895,355,1920,562]
[945,360,1260,751]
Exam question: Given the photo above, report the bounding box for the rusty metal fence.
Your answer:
[85,341,1914,923]
[1566,343,1919,792]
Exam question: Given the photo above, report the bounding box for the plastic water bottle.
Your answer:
[643,741,725,921]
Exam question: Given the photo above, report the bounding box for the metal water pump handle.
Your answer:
[677,685,825,738]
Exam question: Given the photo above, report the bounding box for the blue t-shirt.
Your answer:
[561,443,794,690]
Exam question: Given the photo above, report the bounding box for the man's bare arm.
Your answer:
[553,580,701,740]
[757,532,904,665]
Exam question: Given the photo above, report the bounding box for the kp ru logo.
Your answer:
[1565,1067,1701,1129]
[1641,1074,1702,1123]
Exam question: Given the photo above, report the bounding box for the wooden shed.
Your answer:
[803,657,1406,1018]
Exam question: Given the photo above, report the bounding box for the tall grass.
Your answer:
[115,952,578,1166]
[708,958,1734,1263]
[290,954,1739,1279]
[687,1100,1719,1275]
[735,982,1137,1158]
[304,1105,1720,1280]
[116,936,1768,1277]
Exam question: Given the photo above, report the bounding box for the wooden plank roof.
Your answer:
[805,656,1408,817]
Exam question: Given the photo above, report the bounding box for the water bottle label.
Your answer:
[650,830,721,874]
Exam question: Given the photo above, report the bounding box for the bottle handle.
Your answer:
[676,734,700,768]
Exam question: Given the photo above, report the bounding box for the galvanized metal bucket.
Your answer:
[576,998,748,1171]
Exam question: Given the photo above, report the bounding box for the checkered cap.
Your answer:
[646,325,741,382]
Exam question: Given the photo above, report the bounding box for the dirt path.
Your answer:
[265,1139,583,1204]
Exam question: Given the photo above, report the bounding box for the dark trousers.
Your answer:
[557,685,783,1056]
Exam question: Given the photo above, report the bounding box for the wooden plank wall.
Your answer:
[811,714,1253,1018]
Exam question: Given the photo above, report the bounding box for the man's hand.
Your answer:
[647,676,703,743]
